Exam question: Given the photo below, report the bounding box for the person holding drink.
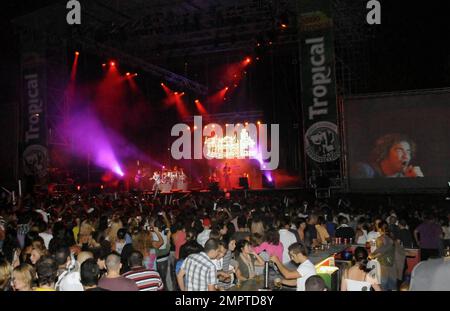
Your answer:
[269,242,316,291]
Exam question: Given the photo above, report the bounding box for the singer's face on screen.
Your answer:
[382,141,412,174]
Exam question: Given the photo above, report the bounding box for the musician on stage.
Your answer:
[171,166,178,185]
[223,162,232,189]
[135,169,144,190]
[151,170,161,191]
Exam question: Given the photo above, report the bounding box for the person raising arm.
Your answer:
[270,242,316,291]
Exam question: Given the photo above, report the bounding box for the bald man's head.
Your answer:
[105,253,121,272]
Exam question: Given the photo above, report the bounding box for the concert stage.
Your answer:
[138,186,304,200]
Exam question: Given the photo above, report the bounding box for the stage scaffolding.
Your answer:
[12,0,378,189]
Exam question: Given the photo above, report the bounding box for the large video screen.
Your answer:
[344,90,450,191]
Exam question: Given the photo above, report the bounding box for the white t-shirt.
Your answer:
[39,232,53,249]
[197,229,211,247]
[367,231,380,243]
[57,271,84,291]
[410,258,450,291]
[152,232,168,249]
[296,259,316,291]
[279,229,297,263]
[356,229,368,245]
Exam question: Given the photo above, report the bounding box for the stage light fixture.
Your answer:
[75,51,80,56]
[195,99,200,103]
[245,57,252,64]
[126,72,130,76]
[110,61,116,67]
[102,63,106,67]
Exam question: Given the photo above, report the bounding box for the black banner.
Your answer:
[299,0,341,188]
[20,47,49,180]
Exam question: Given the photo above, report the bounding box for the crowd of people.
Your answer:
[0,189,449,291]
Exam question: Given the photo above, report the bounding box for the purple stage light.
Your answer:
[65,110,125,177]
[113,165,125,177]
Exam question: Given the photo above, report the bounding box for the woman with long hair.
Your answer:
[296,218,307,243]
[132,226,163,270]
[234,239,264,282]
[105,217,123,247]
[30,240,49,265]
[12,263,35,291]
[252,228,283,260]
[0,258,12,291]
[341,247,381,291]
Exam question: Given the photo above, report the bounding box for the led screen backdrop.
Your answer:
[344,90,450,191]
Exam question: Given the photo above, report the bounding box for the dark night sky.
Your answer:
[2,1,450,96]
[1,0,450,185]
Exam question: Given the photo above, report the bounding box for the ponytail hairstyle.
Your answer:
[354,247,372,273]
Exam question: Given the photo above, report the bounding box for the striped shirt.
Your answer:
[181,252,217,291]
[122,267,164,291]
[221,250,233,273]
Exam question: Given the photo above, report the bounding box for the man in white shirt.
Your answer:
[197,218,212,247]
[270,242,316,291]
[37,220,53,249]
[278,217,297,263]
[409,257,450,291]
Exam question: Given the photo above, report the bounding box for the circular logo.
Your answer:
[23,145,48,177]
[305,121,340,163]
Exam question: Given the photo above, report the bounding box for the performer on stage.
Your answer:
[177,167,188,190]
[223,162,232,189]
[151,170,161,191]
[134,169,143,190]
[178,167,186,181]
[171,166,178,187]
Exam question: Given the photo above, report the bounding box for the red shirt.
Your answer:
[174,231,187,259]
